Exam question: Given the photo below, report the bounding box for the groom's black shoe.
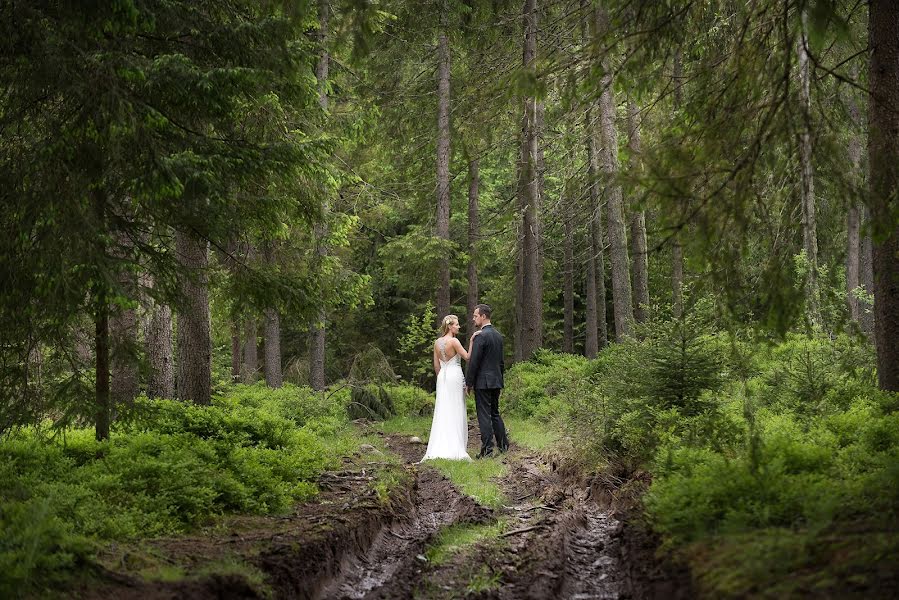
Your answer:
[475,449,494,459]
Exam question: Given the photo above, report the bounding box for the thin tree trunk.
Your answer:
[671,48,685,318]
[595,7,633,340]
[563,189,575,354]
[435,10,452,322]
[585,102,607,356]
[264,307,283,388]
[868,0,899,391]
[175,229,211,405]
[846,66,864,327]
[860,207,875,338]
[243,319,258,382]
[627,99,649,324]
[230,321,241,383]
[516,0,543,360]
[847,205,861,323]
[310,0,330,391]
[95,298,110,441]
[466,157,480,339]
[798,14,821,326]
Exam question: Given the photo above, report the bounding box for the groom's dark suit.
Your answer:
[466,324,509,456]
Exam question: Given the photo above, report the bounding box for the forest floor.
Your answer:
[69,420,691,600]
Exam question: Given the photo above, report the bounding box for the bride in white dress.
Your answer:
[420,315,479,462]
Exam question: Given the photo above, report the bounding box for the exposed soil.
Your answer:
[70,421,690,600]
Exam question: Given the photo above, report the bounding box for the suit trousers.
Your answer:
[474,387,508,455]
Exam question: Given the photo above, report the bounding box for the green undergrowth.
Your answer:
[501,306,899,597]
[0,382,364,597]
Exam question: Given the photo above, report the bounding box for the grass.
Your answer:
[379,415,432,439]
[427,458,507,509]
[425,520,507,565]
[505,416,559,451]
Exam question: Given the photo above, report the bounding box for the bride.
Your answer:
[420,315,479,462]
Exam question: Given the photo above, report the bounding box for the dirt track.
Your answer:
[73,421,690,600]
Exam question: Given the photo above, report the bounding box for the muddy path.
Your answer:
[73,421,689,600]
[320,424,691,600]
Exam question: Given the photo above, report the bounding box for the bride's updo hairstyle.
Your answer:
[439,314,459,336]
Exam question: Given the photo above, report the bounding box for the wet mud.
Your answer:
[74,423,690,600]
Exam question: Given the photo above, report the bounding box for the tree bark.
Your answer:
[242,319,258,382]
[563,189,575,354]
[466,157,480,339]
[264,307,283,388]
[860,207,875,338]
[175,229,211,405]
[143,276,174,399]
[110,234,138,406]
[627,99,649,324]
[798,14,821,326]
[595,7,633,340]
[585,104,608,357]
[435,10,452,323]
[846,66,864,326]
[310,0,330,391]
[671,48,685,318]
[516,0,543,360]
[868,0,899,391]
[230,321,241,383]
[95,298,110,441]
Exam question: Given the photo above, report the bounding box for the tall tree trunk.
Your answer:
[143,274,174,399]
[516,0,543,360]
[868,0,899,391]
[95,298,110,441]
[847,205,861,322]
[846,66,864,326]
[595,7,633,340]
[242,319,258,382]
[110,233,138,406]
[175,229,211,405]
[860,207,875,338]
[671,48,685,318]
[435,10,452,322]
[466,157,480,339]
[798,14,821,326]
[264,308,283,388]
[230,321,241,383]
[563,189,575,354]
[310,0,330,391]
[627,99,649,324]
[585,103,608,357]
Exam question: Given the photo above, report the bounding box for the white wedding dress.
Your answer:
[420,338,471,461]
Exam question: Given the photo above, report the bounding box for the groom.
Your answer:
[465,304,509,458]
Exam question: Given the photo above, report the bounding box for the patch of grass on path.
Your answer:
[425,520,507,565]
[427,458,506,509]
[379,415,432,439]
[505,416,559,451]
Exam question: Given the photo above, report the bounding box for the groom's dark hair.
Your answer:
[475,304,492,319]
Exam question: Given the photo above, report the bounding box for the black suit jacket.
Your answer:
[466,324,505,389]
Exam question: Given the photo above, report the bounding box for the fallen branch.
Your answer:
[500,525,546,538]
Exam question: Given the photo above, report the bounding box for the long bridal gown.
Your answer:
[420,338,471,461]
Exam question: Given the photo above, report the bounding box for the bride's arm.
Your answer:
[456,331,480,360]
[453,337,470,361]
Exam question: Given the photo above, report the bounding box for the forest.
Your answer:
[1,0,897,598]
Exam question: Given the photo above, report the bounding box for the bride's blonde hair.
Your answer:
[438,314,459,336]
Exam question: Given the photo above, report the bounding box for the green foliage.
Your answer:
[0,384,359,595]
[397,301,437,384]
